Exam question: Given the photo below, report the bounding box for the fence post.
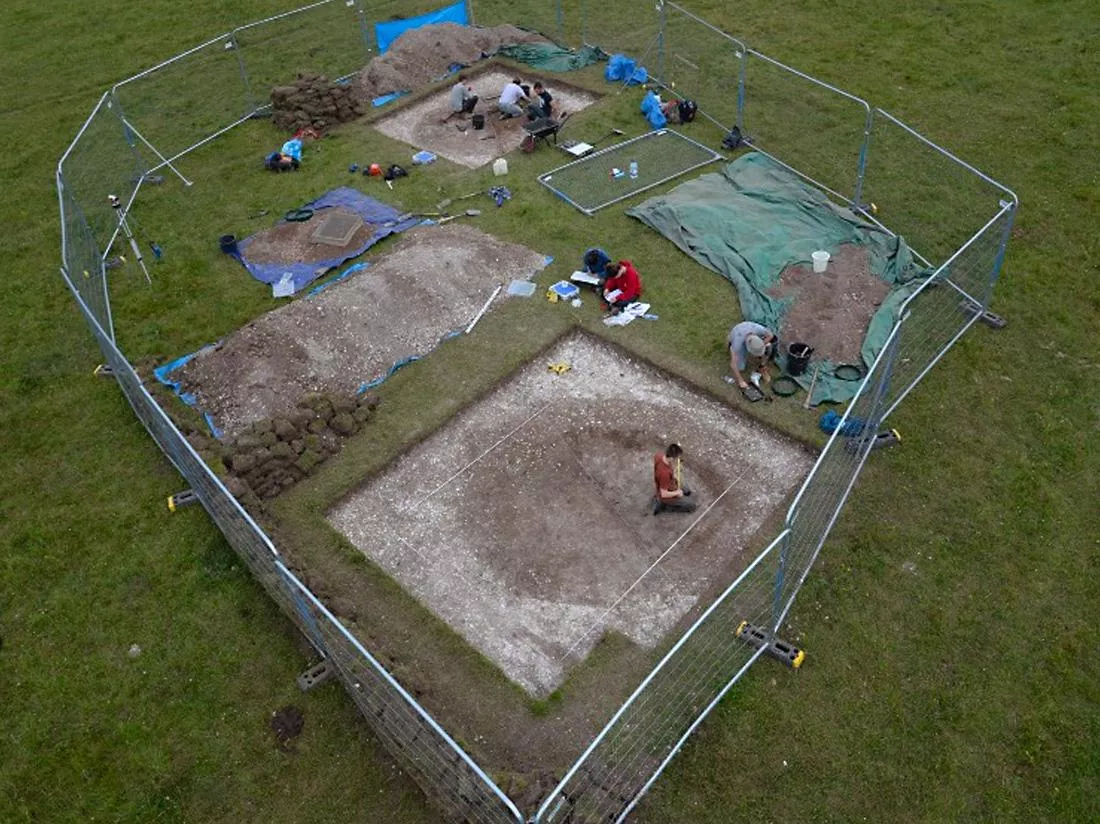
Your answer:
[228,30,257,117]
[769,527,794,636]
[736,41,747,133]
[556,0,564,43]
[982,201,1017,311]
[657,0,667,83]
[852,107,875,211]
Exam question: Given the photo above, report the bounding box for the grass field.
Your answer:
[1,1,1097,822]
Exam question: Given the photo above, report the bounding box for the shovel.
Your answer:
[437,209,481,224]
[437,191,482,210]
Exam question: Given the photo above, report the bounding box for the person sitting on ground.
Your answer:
[602,259,643,313]
[264,151,299,172]
[526,81,553,120]
[497,77,529,119]
[581,247,611,284]
[653,443,697,515]
[727,320,779,389]
[442,75,478,122]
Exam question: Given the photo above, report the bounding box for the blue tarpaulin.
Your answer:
[233,188,421,294]
[375,1,468,54]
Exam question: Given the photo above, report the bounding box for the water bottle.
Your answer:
[629,160,639,179]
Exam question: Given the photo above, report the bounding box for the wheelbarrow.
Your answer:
[520,116,564,153]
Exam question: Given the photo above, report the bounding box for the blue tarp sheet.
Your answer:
[375,1,467,54]
[234,188,420,294]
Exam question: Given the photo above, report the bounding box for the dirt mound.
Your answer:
[242,208,373,265]
[271,73,366,133]
[768,244,891,364]
[354,23,548,101]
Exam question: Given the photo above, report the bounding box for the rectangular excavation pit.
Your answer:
[372,68,602,168]
[328,334,814,697]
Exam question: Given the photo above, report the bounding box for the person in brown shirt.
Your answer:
[653,443,697,515]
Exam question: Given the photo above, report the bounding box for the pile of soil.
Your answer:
[354,23,548,101]
[242,208,373,265]
[271,74,365,133]
[768,244,892,364]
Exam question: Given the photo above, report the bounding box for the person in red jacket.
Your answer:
[602,259,642,313]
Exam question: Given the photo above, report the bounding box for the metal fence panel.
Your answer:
[655,3,746,133]
[742,48,872,205]
[57,94,144,268]
[772,325,902,629]
[879,203,1015,419]
[535,532,787,823]
[860,108,1017,268]
[234,0,371,104]
[57,268,521,824]
[111,34,253,168]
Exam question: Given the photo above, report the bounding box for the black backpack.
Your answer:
[677,99,698,123]
[384,164,408,181]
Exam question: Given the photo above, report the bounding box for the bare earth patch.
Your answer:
[372,68,601,168]
[328,334,813,696]
[241,208,371,265]
[176,224,548,438]
[769,243,892,363]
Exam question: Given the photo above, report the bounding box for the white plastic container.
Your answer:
[493,158,508,176]
[812,250,830,273]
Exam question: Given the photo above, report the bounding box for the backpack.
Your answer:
[677,99,698,123]
[384,164,408,181]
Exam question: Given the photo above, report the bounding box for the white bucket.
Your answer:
[492,158,508,177]
[811,250,830,273]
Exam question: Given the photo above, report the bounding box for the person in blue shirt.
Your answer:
[582,247,611,276]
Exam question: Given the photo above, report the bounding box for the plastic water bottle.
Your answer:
[629,160,639,179]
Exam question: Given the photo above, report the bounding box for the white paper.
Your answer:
[570,270,602,286]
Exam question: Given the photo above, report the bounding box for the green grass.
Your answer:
[1,1,1097,823]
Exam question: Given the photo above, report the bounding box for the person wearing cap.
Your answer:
[727,320,778,390]
[652,443,697,515]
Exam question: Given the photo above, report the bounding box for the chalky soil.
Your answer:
[328,334,813,696]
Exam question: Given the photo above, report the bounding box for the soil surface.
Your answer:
[175,224,548,438]
[354,23,549,101]
[241,208,371,265]
[769,244,891,364]
[372,69,601,168]
[328,335,812,697]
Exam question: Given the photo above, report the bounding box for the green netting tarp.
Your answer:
[626,152,926,405]
[495,43,605,72]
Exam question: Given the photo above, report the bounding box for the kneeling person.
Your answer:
[653,443,697,514]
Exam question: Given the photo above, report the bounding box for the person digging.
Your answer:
[726,320,778,390]
[652,443,697,515]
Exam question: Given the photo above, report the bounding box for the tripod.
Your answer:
[109,197,151,285]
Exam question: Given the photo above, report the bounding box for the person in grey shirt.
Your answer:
[727,320,778,389]
[442,75,477,122]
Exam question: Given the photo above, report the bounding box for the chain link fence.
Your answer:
[56,2,1014,821]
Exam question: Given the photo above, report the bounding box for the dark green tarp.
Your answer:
[627,152,926,404]
[495,43,605,72]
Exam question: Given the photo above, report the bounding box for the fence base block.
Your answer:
[844,428,902,454]
[93,364,115,378]
[297,660,335,692]
[167,489,199,512]
[959,299,1008,329]
[736,621,805,669]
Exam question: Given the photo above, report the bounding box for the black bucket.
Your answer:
[787,342,813,376]
[471,113,486,130]
[219,234,238,255]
